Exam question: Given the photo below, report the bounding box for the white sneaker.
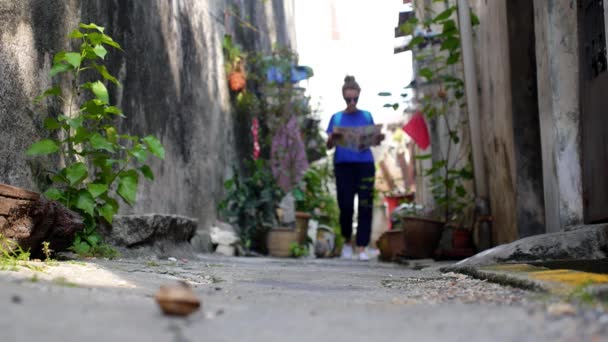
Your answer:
[340,245,353,260]
[358,251,370,261]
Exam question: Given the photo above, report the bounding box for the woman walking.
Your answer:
[326,76,384,260]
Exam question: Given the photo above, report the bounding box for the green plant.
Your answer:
[402,3,478,224]
[26,23,165,256]
[289,242,309,258]
[42,241,52,261]
[219,159,284,252]
[293,164,339,225]
[0,234,31,271]
[222,34,246,74]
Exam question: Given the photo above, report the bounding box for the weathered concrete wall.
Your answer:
[469,0,519,245]
[533,0,583,231]
[0,0,296,234]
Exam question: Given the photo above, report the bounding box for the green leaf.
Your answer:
[81,99,105,116]
[71,240,91,254]
[471,11,480,26]
[139,165,155,181]
[26,139,60,156]
[34,86,62,103]
[43,117,61,130]
[75,190,95,217]
[90,81,109,104]
[105,126,118,144]
[415,154,432,160]
[104,106,123,116]
[85,233,101,247]
[74,127,92,144]
[433,7,455,23]
[67,115,85,129]
[101,34,122,50]
[80,23,105,33]
[69,29,84,39]
[441,37,460,52]
[399,22,416,36]
[118,170,139,205]
[98,203,117,224]
[408,36,424,48]
[94,64,120,85]
[447,52,461,65]
[87,183,108,198]
[65,52,82,68]
[392,103,400,111]
[50,63,71,77]
[65,162,88,186]
[90,133,116,152]
[142,135,165,159]
[43,188,64,200]
[93,44,108,59]
[377,92,392,97]
[456,185,467,197]
[383,103,393,108]
[419,68,434,81]
[129,145,148,163]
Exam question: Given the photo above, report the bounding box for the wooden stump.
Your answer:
[0,183,83,257]
[0,184,39,230]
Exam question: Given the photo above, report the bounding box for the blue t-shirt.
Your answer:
[326,110,375,164]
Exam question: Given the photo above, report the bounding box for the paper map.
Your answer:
[333,124,383,151]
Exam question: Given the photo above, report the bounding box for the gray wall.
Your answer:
[0,0,296,232]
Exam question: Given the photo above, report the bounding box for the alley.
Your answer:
[1,255,606,342]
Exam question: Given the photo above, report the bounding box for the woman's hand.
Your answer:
[373,133,386,146]
[326,132,342,149]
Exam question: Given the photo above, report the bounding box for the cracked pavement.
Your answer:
[1,255,607,341]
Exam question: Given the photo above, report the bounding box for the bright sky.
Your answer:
[294,0,414,131]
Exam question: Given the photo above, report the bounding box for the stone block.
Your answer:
[453,224,608,267]
[102,214,198,247]
[190,230,213,253]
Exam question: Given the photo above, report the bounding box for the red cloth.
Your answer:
[402,112,430,150]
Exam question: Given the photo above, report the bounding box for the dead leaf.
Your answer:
[155,281,201,317]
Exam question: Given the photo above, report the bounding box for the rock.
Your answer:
[215,244,235,256]
[101,214,197,247]
[190,230,213,253]
[453,224,608,267]
[210,226,239,246]
[1,197,84,258]
[154,281,201,317]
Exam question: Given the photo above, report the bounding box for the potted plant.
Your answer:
[392,3,479,259]
[219,159,284,254]
[222,35,247,92]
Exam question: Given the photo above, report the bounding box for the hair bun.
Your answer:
[344,75,356,83]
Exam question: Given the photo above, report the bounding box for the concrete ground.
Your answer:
[1,254,607,342]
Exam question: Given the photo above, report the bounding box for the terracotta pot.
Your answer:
[228,71,246,92]
[295,211,311,245]
[452,228,473,249]
[401,216,444,259]
[376,230,405,261]
[266,227,299,257]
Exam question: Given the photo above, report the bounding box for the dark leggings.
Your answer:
[334,162,375,247]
